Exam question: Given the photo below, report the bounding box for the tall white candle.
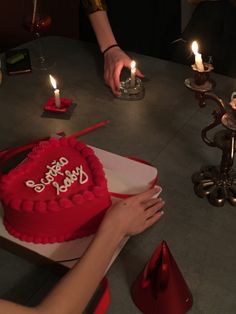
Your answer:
[54,89,61,108]
[130,60,136,88]
[49,74,61,108]
[191,41,204,72]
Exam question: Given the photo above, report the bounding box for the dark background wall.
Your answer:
[79,0,182,61]
[0,0,80,52]
[0,0,181,62]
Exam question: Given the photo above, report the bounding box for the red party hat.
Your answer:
[131,241,193,314]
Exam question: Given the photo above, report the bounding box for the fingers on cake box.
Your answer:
[0,136,158,244]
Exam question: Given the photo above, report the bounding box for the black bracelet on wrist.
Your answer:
[102,44,119,55]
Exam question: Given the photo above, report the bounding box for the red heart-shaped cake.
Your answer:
[0,136,111,244]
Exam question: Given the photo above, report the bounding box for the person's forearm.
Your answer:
[36,225,124,314]
[0,187,164,314]
[0,300,38,314]
[88,10,117,53]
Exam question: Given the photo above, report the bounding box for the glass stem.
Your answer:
[35,32,45,64]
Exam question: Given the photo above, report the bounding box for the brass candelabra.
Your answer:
[185,63,236,207]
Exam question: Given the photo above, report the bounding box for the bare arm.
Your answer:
[88,10,144,96]
[0,301,38,314]
[88,10,117,53]
[0,187,164,314]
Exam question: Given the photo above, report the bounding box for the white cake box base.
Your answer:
[0,146,158,268]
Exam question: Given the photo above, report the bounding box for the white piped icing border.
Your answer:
[3,219,94,244]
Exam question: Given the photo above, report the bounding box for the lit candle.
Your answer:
[49,74,61,108]
[130,60,136,88]
[191,41,204,72]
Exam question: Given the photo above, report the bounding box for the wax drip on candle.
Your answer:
[130,60,136,88]
[191,41,204,72]
[49,74,61,108]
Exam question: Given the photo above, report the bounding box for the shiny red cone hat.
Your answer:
[131,241,193,314]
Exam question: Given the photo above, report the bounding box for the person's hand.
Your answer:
[103,46,144,96]
[99,186,164,238]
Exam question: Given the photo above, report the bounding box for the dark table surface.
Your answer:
[0,36,236,314]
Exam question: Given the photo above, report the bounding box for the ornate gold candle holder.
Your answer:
[185,67,236,207]
[185,62,215,93]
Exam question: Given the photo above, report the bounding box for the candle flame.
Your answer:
[49,74,57,89]
[131,60,136,69]
[191,41,199,55]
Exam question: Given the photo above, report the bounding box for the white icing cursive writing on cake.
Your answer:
[52,166,88,195]
[25,157,88,195]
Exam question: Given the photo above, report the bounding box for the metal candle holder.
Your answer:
[185,62,236,207]
[185,62,215,92]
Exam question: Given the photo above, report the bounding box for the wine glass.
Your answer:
[23,0,53,70]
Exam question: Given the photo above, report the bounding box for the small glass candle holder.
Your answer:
[118,77,145,100]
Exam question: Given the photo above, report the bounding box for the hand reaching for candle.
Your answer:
[103,46,144,96]
[85,6,144,96]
